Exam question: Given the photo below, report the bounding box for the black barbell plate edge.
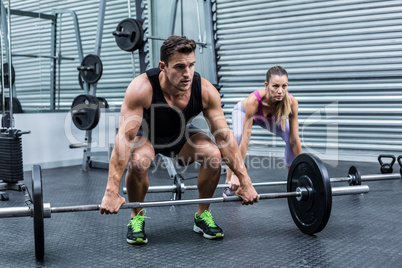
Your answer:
[0,63,16,87]
[397,156,402,175]
[174,174,183,200]
[348,166,361,185]
[71,95,88,130]
[88,95,101,130]
[32,165,45,260]
[122,18,142,52]
[287,153,332,235]
[132,18,144,51]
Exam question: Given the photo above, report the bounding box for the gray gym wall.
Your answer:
[6,0,141,110]
[2,0,216,169]
[1,0,402,170]
[5,0,216,111]
[215,0,402,164]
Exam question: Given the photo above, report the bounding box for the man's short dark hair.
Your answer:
[160,35,196,65]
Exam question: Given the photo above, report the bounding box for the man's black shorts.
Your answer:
[136,123,205,158]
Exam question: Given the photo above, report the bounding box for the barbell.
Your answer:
[0,153,371,260]
[123,164,400,200]
[112,18,207,52]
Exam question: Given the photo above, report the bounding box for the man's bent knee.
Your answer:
[129,152,153,175]
[201,146,222,170]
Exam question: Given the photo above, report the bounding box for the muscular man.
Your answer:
[100,35,258,244]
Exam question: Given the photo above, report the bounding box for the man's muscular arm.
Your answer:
[100,74,152,214]
[201,78,259,204]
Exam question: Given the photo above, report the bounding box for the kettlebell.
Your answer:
[378,154,395,174]
[397,155,402,175]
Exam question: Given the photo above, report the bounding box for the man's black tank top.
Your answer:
[142,67,203,139]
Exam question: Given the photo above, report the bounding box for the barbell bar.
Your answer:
[11,53,75,61]
[0,186,368,218]
[122,165,400,199]
[0,153,371,260]
[112,18,207,52]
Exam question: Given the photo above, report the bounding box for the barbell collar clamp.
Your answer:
[44,203,51,219]
[77,66,95,71]
[295,187,308,201]
[180,183,185,193]
[348,174,355,185]
[112,31,130,37]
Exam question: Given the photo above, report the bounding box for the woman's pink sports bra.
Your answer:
[252,90,290,123]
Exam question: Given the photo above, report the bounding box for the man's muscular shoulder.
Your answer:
[124,73,153,110]
[200,77,221,110]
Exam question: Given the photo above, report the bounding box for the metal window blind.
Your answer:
[215,0,402,161]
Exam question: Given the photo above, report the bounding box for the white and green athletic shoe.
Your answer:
[193,210,224,239]
[126,209,150,245]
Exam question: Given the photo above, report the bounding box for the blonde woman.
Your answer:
[223,66,302,197]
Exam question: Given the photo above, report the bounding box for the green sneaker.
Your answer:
[193,210,224,239]
[126,209,150,245]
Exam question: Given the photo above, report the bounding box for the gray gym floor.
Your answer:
[1,155,401,268]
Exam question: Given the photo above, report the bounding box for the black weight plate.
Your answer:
[131,19,144,51]
[287,153,332,235]
[78,54,103,84]
[0,63,16,87]
[348,166,361,185]
[114,18,144,52]
[70,95,100,130]
[32,165,45,260]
